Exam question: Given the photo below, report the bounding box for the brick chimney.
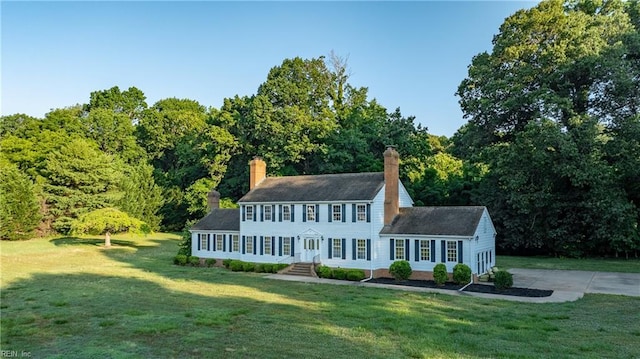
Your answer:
[249,157,266,190]
[207,190,220,210]
[383,146,399,225]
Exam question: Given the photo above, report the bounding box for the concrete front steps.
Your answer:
[279,262,317,278]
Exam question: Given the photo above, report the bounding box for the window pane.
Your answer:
[447,241,457,262]
[307,205,315,221]
[333,238,341,257]
[283,206,290,221]
[395,240,405,260]
[357,205,366,222]
[420,240,430,261]
[333,204,341,222]
[283,237,291,255]
[264,236,271,255]
[357,239,366,259]
[232,235,239,252]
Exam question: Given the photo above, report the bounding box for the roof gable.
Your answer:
[238,172,385,203]
[380,206,487,237]
[191,208,240,231]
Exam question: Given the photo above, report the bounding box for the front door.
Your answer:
[302,236,320,262]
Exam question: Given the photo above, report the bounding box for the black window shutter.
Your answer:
[328,238,332,259]
[242,205,246,221]
[302,205,307,222]
[441,240,446,262]
[242,236,245,254]
[315,204,320,222]
[197,235,201,251]
[272,237,275,256]
[223,234,227,252]
[389,238,395,260]
[352,238,356,260]
[366,239,371,261]
[260,205,264,222]
[260,236,264,255]
[291,205,295,222]
[352,204,356,222]
[431,241,436,262]
[341,204,346,222]
[211,234,215,251]
[405,239,410,261]
[272,205,276,222]
[342,238,346,259]
[253,236,257,254]
[290,237,295,256]
[328,204,332,222]
[278,205,282,222]
[278,237,283,256]
[253,205,257,222]
[366,204,371,222]
[415,239,420,262]
[228,235,233,252]
[458,241,463,263]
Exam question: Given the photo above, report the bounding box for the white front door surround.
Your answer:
[298,228,322,263]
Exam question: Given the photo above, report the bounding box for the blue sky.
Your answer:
[1,1,536,137]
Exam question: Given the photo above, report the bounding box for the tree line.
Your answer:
[2,0,638,258]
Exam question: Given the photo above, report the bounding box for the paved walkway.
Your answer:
[266,269,640,303]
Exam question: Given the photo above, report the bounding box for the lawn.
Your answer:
[2,235,639,359]
[498,255,640,273]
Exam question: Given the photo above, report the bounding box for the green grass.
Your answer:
[498,255,640,273]
[2,234,640,358]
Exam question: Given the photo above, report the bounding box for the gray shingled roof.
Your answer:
[191,208,240,231]
[238,172,385,203]
[380,206,486,236]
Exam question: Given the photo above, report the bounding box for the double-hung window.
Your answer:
[283,237,291,256]
[356,204,366,222]
[356,239,367,260]
[264,236,272,255]
[282,205,291,221]
[332,204,342,222]
[216,234,224,251]
[447,241,457,262]
[395,239,405,260]
[333,238,342,258]
[246,236,253,254]
[232,235,239,252]
[245,206,254,221]
[307,205,316,222]
[199,234,208,251]
[264,206,272,221]
[420,240,430,261]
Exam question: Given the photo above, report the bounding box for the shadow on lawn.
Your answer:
[50,236,139,248]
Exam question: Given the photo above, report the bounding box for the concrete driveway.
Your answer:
[509,268,640,297]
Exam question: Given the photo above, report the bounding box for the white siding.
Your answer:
[469,209,497,274]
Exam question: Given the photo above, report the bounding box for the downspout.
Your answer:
[361,257,374,282]
[459,237,474,292]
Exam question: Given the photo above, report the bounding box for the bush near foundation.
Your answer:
[433,263,448,286]
[389,260,412,281]
[453,263,472,284]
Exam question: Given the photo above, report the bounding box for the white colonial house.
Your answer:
[191,147,496,279]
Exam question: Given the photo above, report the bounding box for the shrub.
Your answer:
[276,263,289,271]
[494,270,513,290]
[205,258,216,267]
[174,254,188,266]
[254,264,265,273]
[453,263,472,284]
[433,263,448,286]
[262,264,273,273]
[222,259,233,269]
[189,256,200,266]
[229,260,244,272]
[242,262,255,272]
[316,265,332,278]
[346,269,366,281]
[389,260,412,281]
[333,268,347,280]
